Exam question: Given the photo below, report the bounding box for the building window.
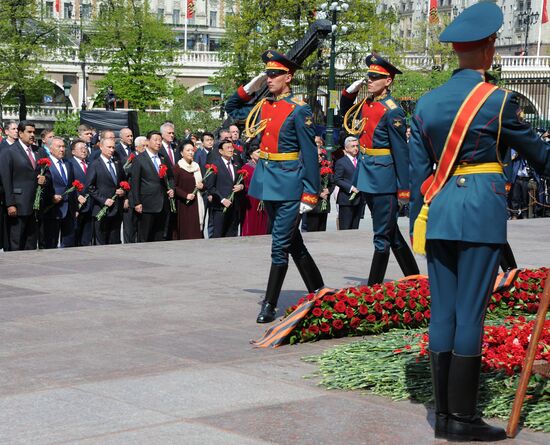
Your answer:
[173,9,180,25]
[157,8,164,20]
[210,11,217,27]
[45,1,54,17]
[81,3,91,20]
[64,2,72,19]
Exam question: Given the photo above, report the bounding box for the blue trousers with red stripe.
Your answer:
[426,239,502,355]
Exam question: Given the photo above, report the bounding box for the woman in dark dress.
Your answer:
[241,147,269,236]
[173,141,204,240]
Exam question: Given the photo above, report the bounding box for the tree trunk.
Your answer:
[18,90,27,121]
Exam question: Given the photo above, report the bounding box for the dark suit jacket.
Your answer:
[86,157,126,218]
[334,155,361,207]
[130,151,172,213]
[115,142,134,166]
[0,141,42,216]
[70,157,93,214]
[194,148,210,173]
[160,144,181,167]
[205,157,242,209]
[43,158,76,219]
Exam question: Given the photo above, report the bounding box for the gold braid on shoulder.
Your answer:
[343,97,367,135]
[243,98,268,140]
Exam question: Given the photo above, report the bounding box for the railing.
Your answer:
[2,105,70,120]
[498,56,550,69]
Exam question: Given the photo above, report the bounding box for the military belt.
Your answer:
[451,162,503,176]
[360,147,391,156]
[259,151,300,161]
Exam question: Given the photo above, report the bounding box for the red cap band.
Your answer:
[367,64,391,76]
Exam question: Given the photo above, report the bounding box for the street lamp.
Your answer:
[518,8,539,56]
[63,80,72,114]
[319,1,349,158]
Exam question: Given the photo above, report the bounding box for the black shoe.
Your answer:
[256,302,276,323]
[444,354,506,442]
[392,244,420,277]
[293,252,324,293]
[367,250,390,285]
[429,350,452,438]
[499,242,517,272]
[256,264,288,324]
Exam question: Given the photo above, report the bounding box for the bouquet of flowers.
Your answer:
[44,180,85,212]
[223,168,248,213]
[96,181,131,221]
[319,160,333,212]
[122,153,136,174]
[186,163,217,204]
[159,164,176,213]
[33,158,52,211]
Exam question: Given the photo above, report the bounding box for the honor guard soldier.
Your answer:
[225,50,324,323]
[340,55,419,285]
[409,3,550,441]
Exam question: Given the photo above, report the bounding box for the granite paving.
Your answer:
[0,217,548,444]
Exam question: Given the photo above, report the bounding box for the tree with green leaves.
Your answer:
[0,0,58,121]
[86,0,177,111]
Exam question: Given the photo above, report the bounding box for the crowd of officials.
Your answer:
[0,117,547,252]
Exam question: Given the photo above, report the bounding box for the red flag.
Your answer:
[543,0,548,24]
[429,0,438,24]
[187,0,195,19]
[55,0,60,12]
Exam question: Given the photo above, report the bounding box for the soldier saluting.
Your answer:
[340,54,419,285]
[226,50,324,323]
[409,3,550,441]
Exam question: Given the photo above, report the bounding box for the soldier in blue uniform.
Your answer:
[340,55,419,285]
[409,3,550,441]
[226,50,324,323]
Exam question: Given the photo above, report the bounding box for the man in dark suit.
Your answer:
[88,129,116,162]
[205,140,244,237]
[115,127,137,243]
[41,137,77,248]
[86,136,127,245]
[69,139,94,246]
[160,122,180,166]
[194,132,215,172]
[131,131,174,242]
[0,121,46,250]
[334,136,363,230]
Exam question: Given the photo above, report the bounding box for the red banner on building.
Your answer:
[429,0,438,24]
[187,0,195,19]
[55,0,60,13]
[543,0,548,24]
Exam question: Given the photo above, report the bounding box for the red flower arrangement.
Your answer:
[223,167,248,213]
[33,158,53,211]
[319,161,333,212]
[158,164,176,213]
[96,181,131,221]
[123,153,136,173]
[43,180,86,213]
[285,268,548,345]
[186,163,217,204]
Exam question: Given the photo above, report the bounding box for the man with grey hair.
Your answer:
[160,122,178,166]
[334,136,363,230]
[134,136,147,153]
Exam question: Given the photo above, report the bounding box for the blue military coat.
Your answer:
[225,87,320,205]
[409,69,550,244]
[339,90,409,194]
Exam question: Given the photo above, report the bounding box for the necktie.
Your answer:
[353,157,357,168]
[227,161,234,181]
[107,160,117,184]
[166,146,174,165]
[27,147,36,168]
[81,160,87,174]
[152,155,160,172]
[58,160,67,184]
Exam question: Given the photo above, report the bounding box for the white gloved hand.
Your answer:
[243,73,267,95]
[346,79,366,94]
[299,202,314,214]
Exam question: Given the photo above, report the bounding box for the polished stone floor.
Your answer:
[1,218,548,444]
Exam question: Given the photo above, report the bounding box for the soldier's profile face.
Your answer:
[266,72,292,95]
[367,75,392,96]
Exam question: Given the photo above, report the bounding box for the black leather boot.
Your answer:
[445,354,507,442]
[499,242,517,272]
[392,244,420,277]
[367,250,390,286]
[429,350,452,438]
[256,264,288,324]
[293,252,324,293]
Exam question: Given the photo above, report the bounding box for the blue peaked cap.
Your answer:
[439,2,503,43]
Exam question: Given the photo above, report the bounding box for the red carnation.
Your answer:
[236,168,249,179]
[345,307,355,318]
[312,307,323,317]
[320,166,333,176]
[419,287,430,297]
[332,319,344,330]
[128,153,135,162]
[403,312,413,324]
[119,181,131,192]
[414,312,424,322]
[205,163,218,174]
[350,317,361,329]
[308,325,319,335]
[314,299,323,306]
[384,302,394,311]
[71,180,85,192]
[319,322,331,333]
[323,309,333,319]
[408,299,417,310]
[366,314,376,323]
[386,290,396,298]
[374,303,383,314]
[365,295,375,304]
[397,290,407,298]
[358,305,369,315]
[409,289,419,298]
[334,301,347,313]
[348,297,358,307]
[396,298,406,309]
[37,158,52,167]
[158,164,168,179]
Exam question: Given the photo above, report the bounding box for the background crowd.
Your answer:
[0,118,548,252]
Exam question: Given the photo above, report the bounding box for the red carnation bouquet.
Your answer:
[186,163,217,204]
[96,181,131,221]
[43,180,85,212]
[33,158,52,211]
[319,160,333,212]
[159,164,176,213]
[223,167,248,213]
[123,152,136,174]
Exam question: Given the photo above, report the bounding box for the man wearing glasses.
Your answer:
[339,54,418,285]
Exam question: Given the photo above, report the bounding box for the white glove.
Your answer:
[243,73,267,95]
[299,202,314,214]
[346,79,366,94]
